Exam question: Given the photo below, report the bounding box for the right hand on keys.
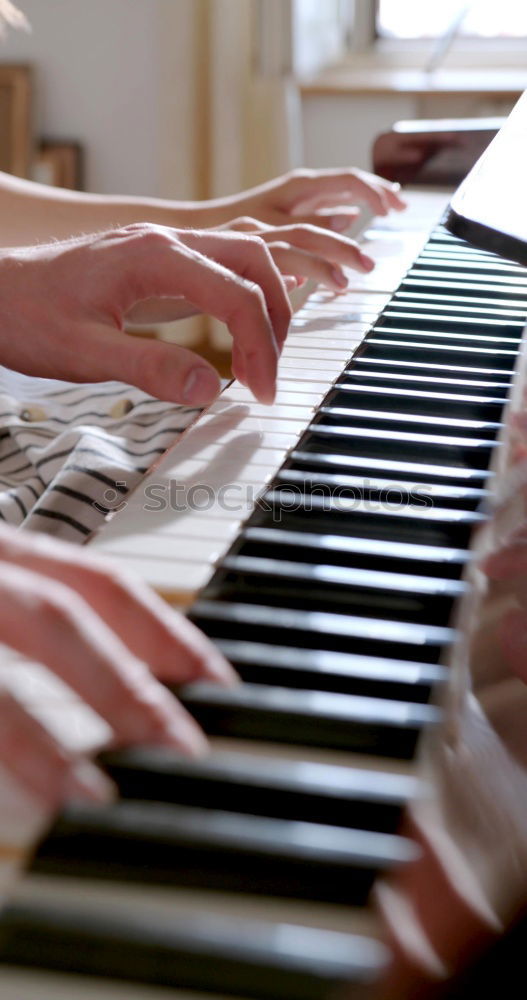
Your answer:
[0,524,237,808]
[0,226,293,407]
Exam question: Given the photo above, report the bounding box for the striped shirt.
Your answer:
[0,367,203,543]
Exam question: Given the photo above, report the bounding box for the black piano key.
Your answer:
[289,448,490,486]
[329,382,504,422]
[31,800,417,905]
[377,310,525,335]
[371,324,521,347]
[214,637,447,702]
[400,276,527,300]
[304,423,495,469]
[275,468,488,511]
[403,267,527,288]
[178,682,439,759]
[340,370,510,398]
[190,600,454,664]
[0,901,388,1000]
[318,403,502,439]
[241,525,469,579]
[360,338,518,370]
[353,355,514,381]
[393,289,527,314]
[418,248,525,267]
[99,746,420,831]
[411,258,527,279]
[255,493,482,548]
[215,553,464,625]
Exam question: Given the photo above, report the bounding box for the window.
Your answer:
[376,0,527,41]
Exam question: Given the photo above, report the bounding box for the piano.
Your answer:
[1,95,527,999]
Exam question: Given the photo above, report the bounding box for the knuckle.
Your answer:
[288,167,311,182]
[243,281,267,310]
[89,561,131,603]
[39,590,75,634]
[235,215,259,229]
[125,223,173,250]
[243,233,268,254]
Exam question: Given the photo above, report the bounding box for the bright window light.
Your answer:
[377,0,527,39]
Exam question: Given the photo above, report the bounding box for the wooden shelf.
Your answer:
[300,67,527,98]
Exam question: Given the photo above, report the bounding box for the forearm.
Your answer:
[0,171,217,245]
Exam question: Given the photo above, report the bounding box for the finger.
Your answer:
[288,169,406,217]
[269,207,362,234]
[0,688,113,808]
[0,525,237,687]
[482,542,527,580]
[80,329,223,407]
[126,297,200,325]
[260,224,374,273]
[268,242,349,291]
[232,341,248,386]
[177,231,292,352]
[312,208,362,233]
[100,231,281,405]
[498,609,527,682]
[0,562,208,756]
[222,216,272,234]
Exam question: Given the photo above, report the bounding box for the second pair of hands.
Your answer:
[0,168,405,408]
[0,167,405,808]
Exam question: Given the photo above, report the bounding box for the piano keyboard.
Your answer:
[1,187,527,999]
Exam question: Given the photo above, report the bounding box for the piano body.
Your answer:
[2,98,527,999]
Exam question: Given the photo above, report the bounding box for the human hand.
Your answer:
[200,167,406,232]
[217,217,375,292]
[0,524,236,808]
[0,225,292,407]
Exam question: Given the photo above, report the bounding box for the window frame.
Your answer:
[348,0,527,70]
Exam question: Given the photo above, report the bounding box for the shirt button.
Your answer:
[109,398,134,418]
[20,405,48,422]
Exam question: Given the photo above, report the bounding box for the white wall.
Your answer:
[301,92,519,171]
[0,0,204,198]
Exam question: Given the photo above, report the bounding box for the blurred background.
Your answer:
[1,0,527,355]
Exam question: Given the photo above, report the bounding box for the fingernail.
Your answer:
[329,214,353,232]
[331,267,348,289]
[66,759,116,804]
[500,609,527,667]
[256,384,276,406]
[183,368,220,405]
[163,717,209,758]
[284,276,299,290]
[359,252,375,272]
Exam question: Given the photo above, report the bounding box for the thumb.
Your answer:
[87,325,222,405]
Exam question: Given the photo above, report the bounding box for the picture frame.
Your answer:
[0,63,31,177]
[33,140,83,190]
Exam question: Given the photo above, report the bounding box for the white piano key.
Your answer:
[291,322,371,338]
[278,355,345,372]
[163,458,277,485]
[13,872,382,939]
[306,291,390,307]
[209,737,417,777]
[221,386,325,408]
[206,400,315,424]
[284,336,361,351]
[0,968,231,1000]
[163,442,287,472]
[97,532,228,565]
[275,374,336,389]
[188,405,306,433]
[282,352,358,370]
[104,556,214,597]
